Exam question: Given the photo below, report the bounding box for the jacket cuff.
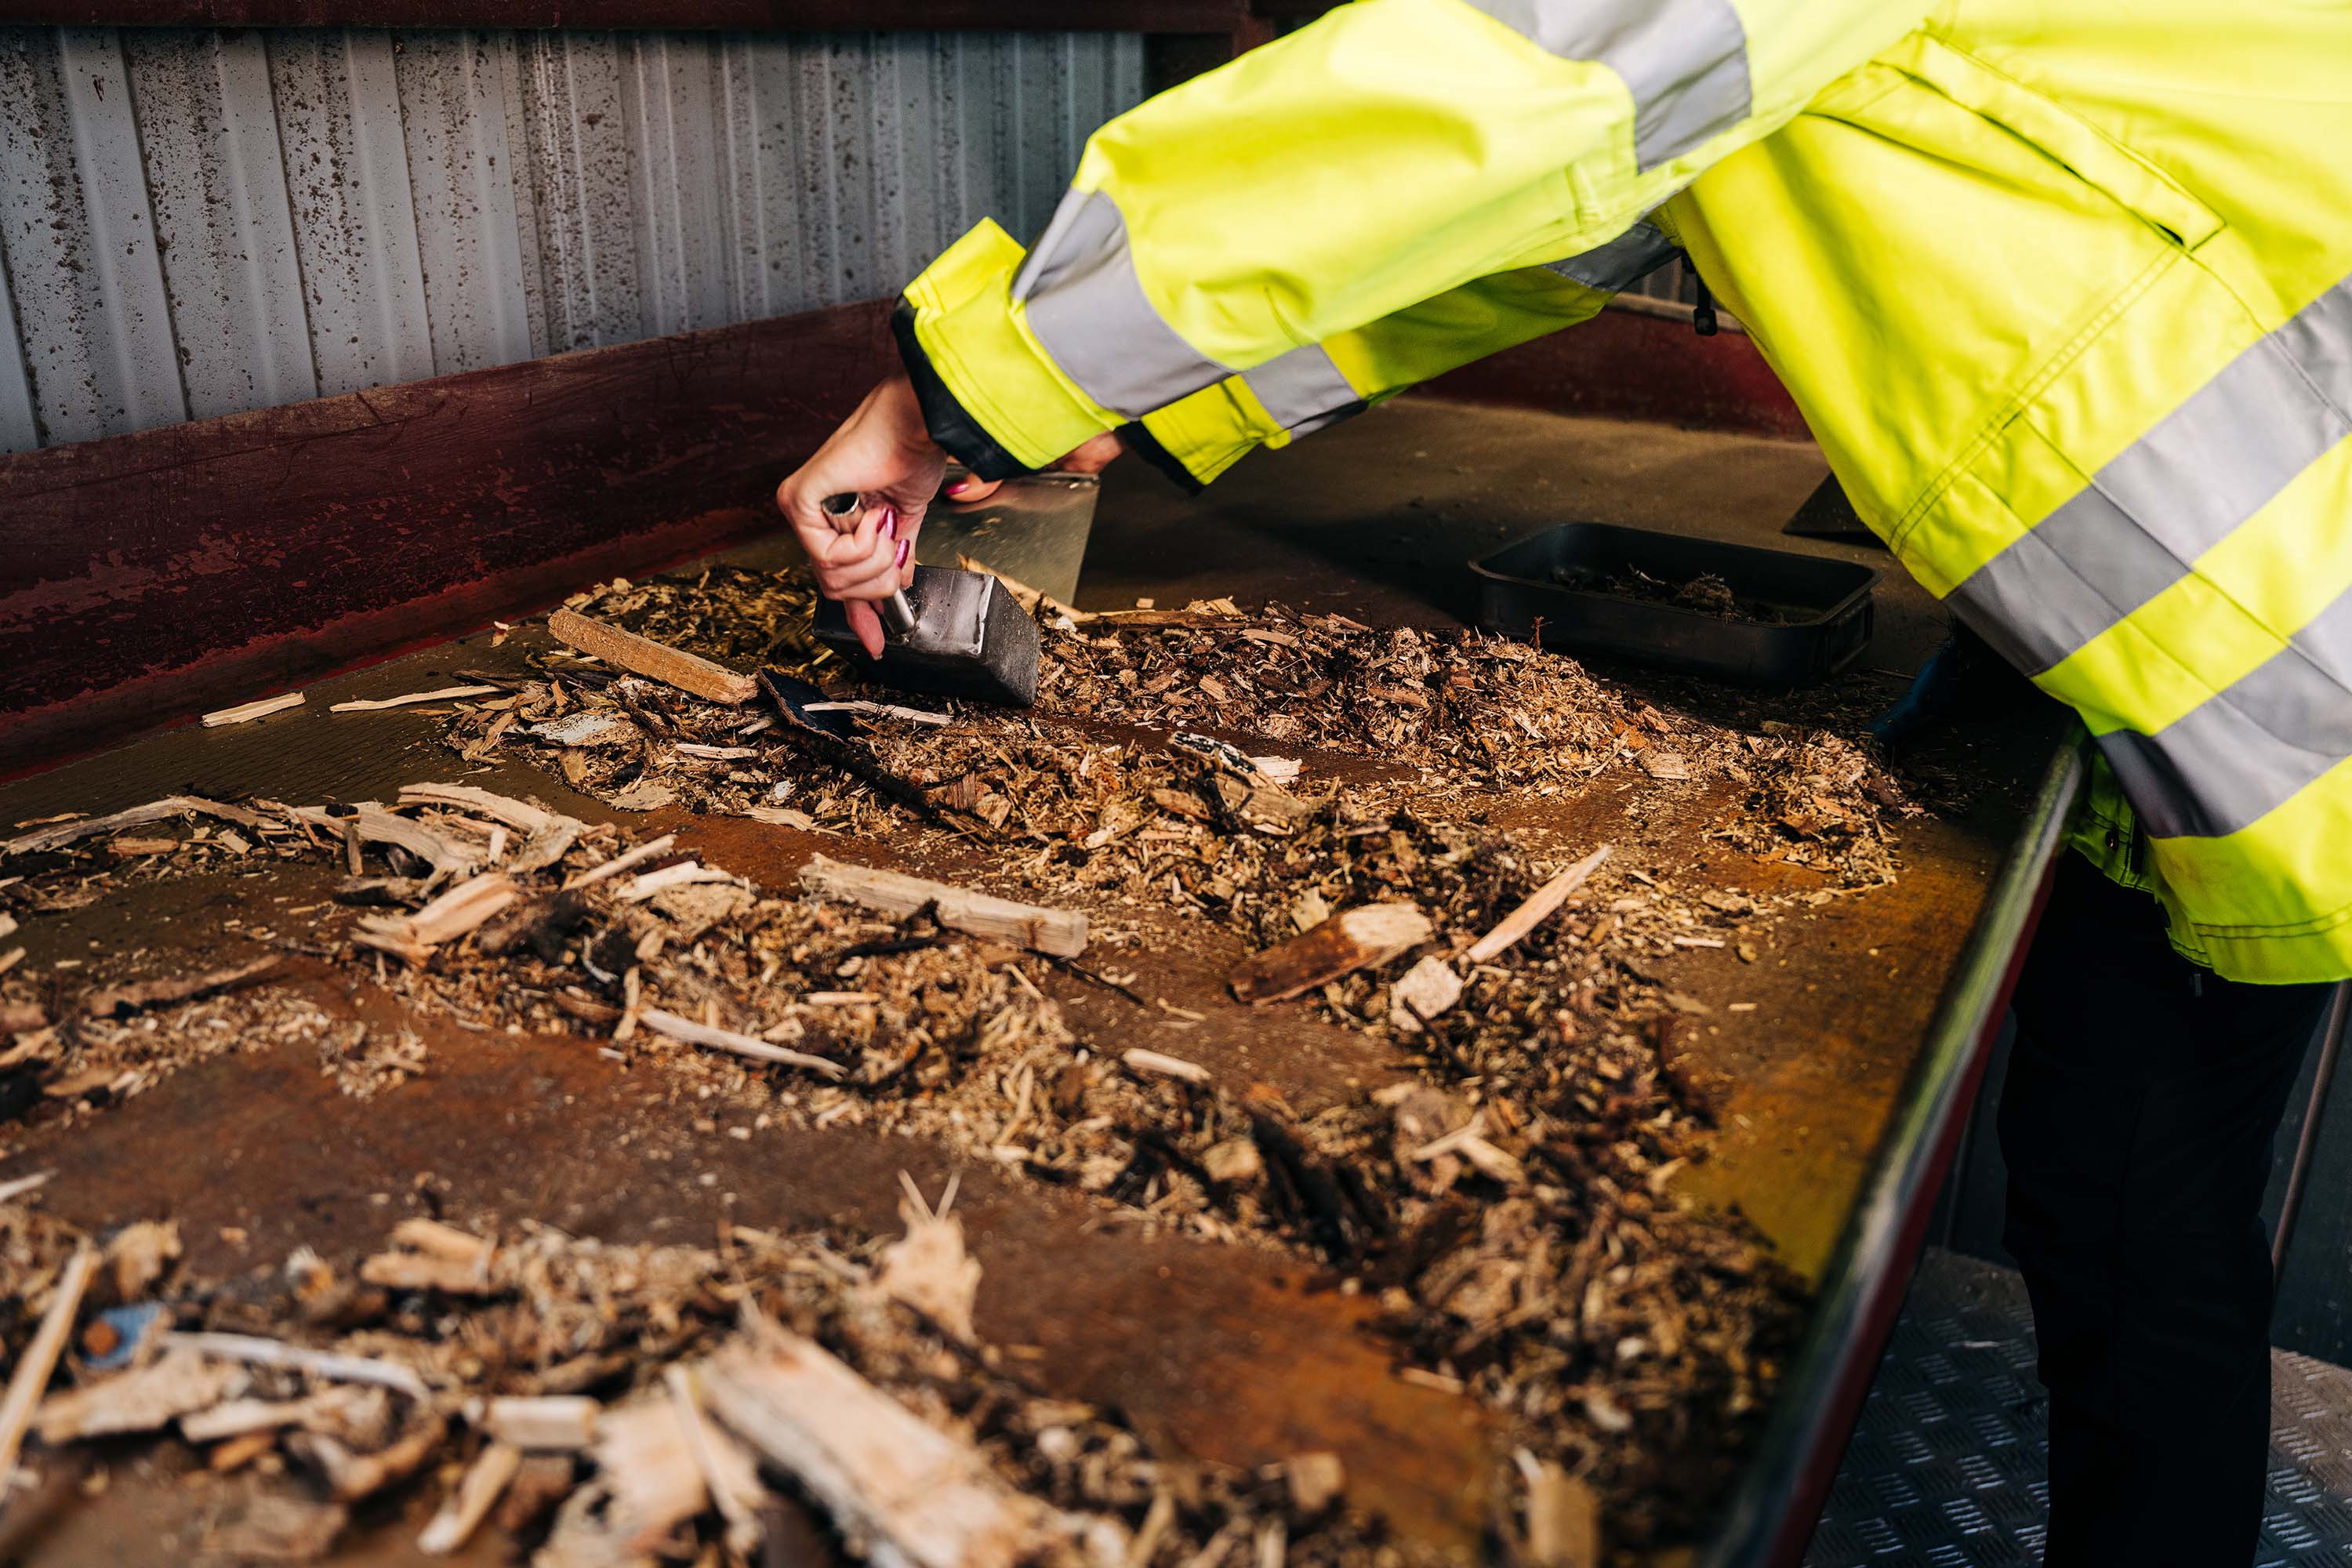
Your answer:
[891,301,1029,482]
[895,218,1118,477]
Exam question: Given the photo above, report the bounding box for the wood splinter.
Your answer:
[548,608,759,706]
[798,854,1087,958]
[1466,844,1613,964]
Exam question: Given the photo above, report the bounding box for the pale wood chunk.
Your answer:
[390,1217,494,1265]
[293,1414,447,1501]
[699,1326,1098,1568]
[418,1440,522,1555]
[1228,902,1432,1005]
[1465,844,1613,965]
[104,1218,180,1300]
[481,1394,601,1450]
[34,1345,247,1444]
[1388,954,1465,1033]
[798,853,1087,958]
[1283,1452,1345,1515]
[548,608,758,705]
[563,833,676,891]
[0,1243,94,1477]
[354,872,521,966]
[1519,1456,1602,1568]
[203,691,305,727]
[616,860,733,902]
[665,1367,764,1558]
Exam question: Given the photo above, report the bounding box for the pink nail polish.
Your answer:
[881,507,898,541]
[946,480,970,497]
[895,539,911,568]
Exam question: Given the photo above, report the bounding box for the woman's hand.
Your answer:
[775,376,946,658]
[776,376,1127,655]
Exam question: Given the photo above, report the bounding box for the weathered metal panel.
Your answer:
[0,24,1146,453]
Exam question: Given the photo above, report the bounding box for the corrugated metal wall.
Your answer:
[0,26,1145,454]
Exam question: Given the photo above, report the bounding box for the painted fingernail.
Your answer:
[945,480,970,497]
[881,507,898,541]
[895,539,911,568]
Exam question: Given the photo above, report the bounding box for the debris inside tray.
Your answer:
[1553,563,1792,626]
[0,562,1925,1563]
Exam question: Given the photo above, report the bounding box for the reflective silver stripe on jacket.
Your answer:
[1949,275,2352,677]
[1243,343,1363,439]
[1012,188,1233,419]
[2097,582,2352,840]
[1543,219,1679,294]
[1468,0,1751,170]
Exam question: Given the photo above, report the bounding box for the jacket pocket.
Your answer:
[1887,34,2223,252]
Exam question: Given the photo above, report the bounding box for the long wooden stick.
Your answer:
[0,1243,95,1483]
[798,855,1087,958]
[1465,844,1613,964]
[548,609,758,705]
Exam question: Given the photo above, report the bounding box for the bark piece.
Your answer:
[203,692,304,727]
[798,854,1087,958]
[1466,845,1612,965]
[548,609,758,705]
[700,1327,1096,1568]
[419,1440,522,1555]
[1229,903,1432,1004]
[83,957,281,1020]
[0,1242,93,1478]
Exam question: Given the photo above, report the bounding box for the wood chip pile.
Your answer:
[0,561,1933,1565]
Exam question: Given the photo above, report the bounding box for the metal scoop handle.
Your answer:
[819,492,916,637]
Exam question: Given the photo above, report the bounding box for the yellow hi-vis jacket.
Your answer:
[891,0,2352,985]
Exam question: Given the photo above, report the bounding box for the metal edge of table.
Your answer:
[1698,735,2089,1568]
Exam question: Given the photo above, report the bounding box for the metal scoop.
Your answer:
[811,492,1041,708]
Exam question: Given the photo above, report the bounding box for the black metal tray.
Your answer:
[1471,522,1879,688]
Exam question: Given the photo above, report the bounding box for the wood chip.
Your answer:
[293,1414,447,1501]
[180,1386,376,1444]
[5,797,266,857]
[1518,1454,1602,1568]
[1388,954,1464,1033]
[164,1331,430,1401]
[1121,1048,1210,1087]
[34,1345,247,1444]
[329,685,502,712]
[0,1170,52,1204]
[83,956,281,1020]
[637,1009,845,1078]
[1228,902,1432,1005]
[353,872,521,964]
[202,691,305,727]
[417,1440,521,1555]
[0,1242,93,1477]
[700,1326,1083,1568]
[563,833,676,891]
[396,782,559,835]
[617,860,733,902]
[665,1367,765,1558]
[548,608,758,705]
[799,854,1087,958]
[875,1174,981,1344]
[1465,844,1613,964]
[104,1218,180,1300]
[480,1394,600,1450]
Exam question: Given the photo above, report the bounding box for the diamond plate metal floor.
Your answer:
[1803,1247,2352,1566]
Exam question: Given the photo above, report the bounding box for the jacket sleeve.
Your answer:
[1130,263,1624,489]
[896,0,1920,479]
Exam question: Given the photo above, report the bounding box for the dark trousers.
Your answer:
[2001,855,2335,1566]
